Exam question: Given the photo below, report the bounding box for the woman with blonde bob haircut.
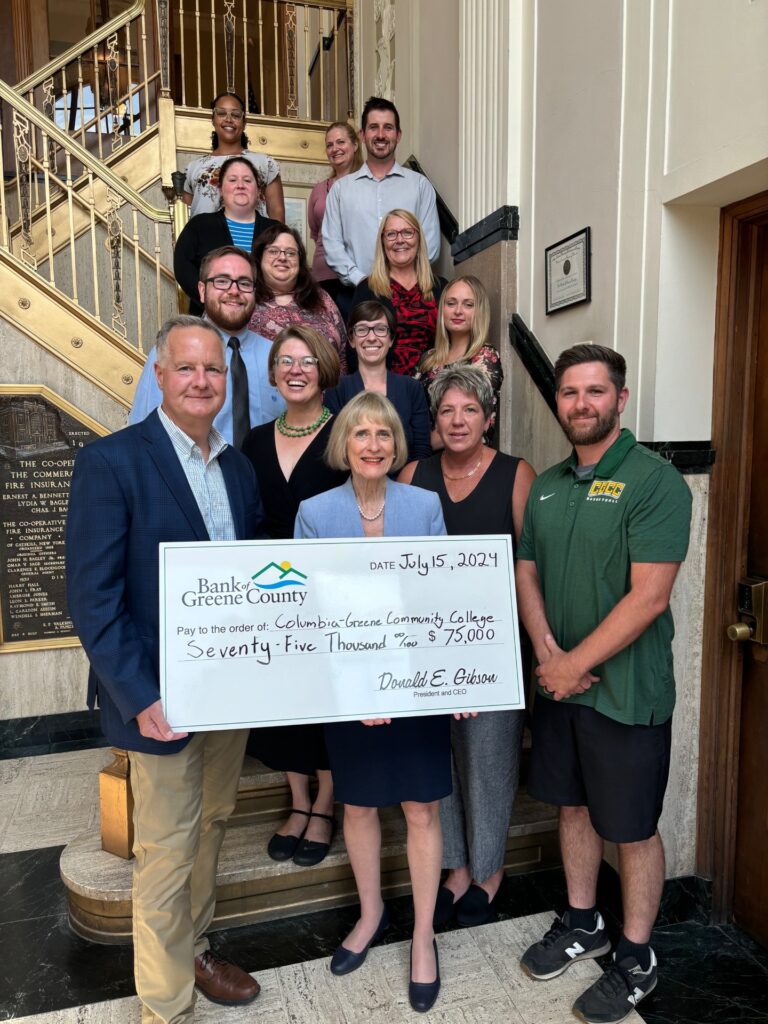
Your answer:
[350,209,446,376]
[415,275,503,448]
[295,389,468,1013]
[324,390,408,474]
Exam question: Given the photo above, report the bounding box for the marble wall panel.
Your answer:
[0,320,126,721]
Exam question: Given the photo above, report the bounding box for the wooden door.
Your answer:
[732,223,768,946]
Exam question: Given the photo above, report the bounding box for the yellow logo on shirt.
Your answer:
[587,479,625,501]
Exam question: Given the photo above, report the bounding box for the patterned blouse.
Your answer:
[388,279,441,376]
[184,150,280,217]
[414,344,504,441]
[248,289,347,374]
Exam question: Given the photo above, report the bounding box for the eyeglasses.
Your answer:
[352,324,390,339]
[204,275,255,293]
[213,108,245,120]
[275,355,319,370]
[264,246,300,261]
[383,228,416,242]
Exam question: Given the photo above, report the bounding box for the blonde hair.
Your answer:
[324,391,408,473]
[325,121,363,178]
[367,209,435,302]
[420,275,491,374]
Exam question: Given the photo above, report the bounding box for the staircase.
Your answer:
[1,0,353,403]
[4,0,561,942]
[61,754,560,943]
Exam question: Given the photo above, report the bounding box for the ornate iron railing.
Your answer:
[0,81,178,351]
[173,0,354,122]
[15,1,161,172]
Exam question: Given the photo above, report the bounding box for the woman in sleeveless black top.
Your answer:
[400,364,536,928]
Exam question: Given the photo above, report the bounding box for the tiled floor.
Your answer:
[2,748,768,1024]
[0,748,112,853]
[7,914,642,1024]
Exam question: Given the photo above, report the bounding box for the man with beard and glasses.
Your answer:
[514,343,691,1024]
[130,246,285,447]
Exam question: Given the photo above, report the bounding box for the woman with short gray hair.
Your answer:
[400,363,536,927]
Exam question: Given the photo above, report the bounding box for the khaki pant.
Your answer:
[128,729,248,1024]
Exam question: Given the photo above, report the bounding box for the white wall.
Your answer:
[518,0,768,442]
[517,0,622,381]
[664,0,768,204]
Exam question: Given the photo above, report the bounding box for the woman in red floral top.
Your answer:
[350,209,446,376]
[414,275,503,449]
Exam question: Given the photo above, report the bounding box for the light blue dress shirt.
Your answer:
[321,161,440,286]
[156,407,236,542]
[129,322,286,444]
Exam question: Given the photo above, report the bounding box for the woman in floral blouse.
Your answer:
[415,275,503,449]
[182,91,285,221]
[249,224,347,373]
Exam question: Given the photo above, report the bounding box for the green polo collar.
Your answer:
[565,428,637,480]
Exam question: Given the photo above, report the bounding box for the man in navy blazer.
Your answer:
[66,315,265,1022]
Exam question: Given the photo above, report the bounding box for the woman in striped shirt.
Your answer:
[173,156,278,315]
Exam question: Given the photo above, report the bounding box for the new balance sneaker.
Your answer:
[520,911,612,980]
[572,949,658,1023]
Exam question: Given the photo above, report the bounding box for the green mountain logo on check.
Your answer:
[252,561,308,590]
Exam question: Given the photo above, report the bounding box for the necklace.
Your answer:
[276,406,330,437]
[441,454,483,480]
[354,490,386,521]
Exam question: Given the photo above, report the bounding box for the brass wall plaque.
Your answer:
[0,386,108,653]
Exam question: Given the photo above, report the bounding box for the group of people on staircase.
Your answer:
[66,90,693,1024]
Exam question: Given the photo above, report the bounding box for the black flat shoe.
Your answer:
[433,885,458,929]
[293,811,336,866]
[330,906,389,976]
[266,808,310,862]
[409,939,440,1013]
[456,876,506,926]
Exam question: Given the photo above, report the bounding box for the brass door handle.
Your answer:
[727,622,753,642]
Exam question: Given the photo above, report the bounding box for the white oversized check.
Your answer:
[159,535,524,730]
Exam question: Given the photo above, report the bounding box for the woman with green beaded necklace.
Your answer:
[242,324,347,868]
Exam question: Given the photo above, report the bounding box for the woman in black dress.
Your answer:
[400,364,536,927]
[242,325,347,866]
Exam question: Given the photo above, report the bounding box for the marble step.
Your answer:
[62,790,559,944]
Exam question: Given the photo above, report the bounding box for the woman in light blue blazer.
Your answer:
[294,392,448,1014]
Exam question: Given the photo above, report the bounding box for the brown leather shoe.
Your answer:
[194,950,260,1005]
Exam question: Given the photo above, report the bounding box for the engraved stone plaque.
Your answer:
[0,387,107,652]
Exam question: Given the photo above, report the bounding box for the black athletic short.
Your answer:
[527,695,672,843]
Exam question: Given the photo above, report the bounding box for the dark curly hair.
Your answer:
[252,223,323,311]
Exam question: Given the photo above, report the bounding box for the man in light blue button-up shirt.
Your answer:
[322,97,440,287]
[129,247,285,441]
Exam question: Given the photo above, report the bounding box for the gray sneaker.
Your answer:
[572,949,657,1023]
[520,911,611,980]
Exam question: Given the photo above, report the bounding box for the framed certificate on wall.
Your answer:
[545,227,591,314]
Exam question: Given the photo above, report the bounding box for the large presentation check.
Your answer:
[159,535,524,730]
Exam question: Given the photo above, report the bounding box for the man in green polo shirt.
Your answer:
[516,343,691,1024]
